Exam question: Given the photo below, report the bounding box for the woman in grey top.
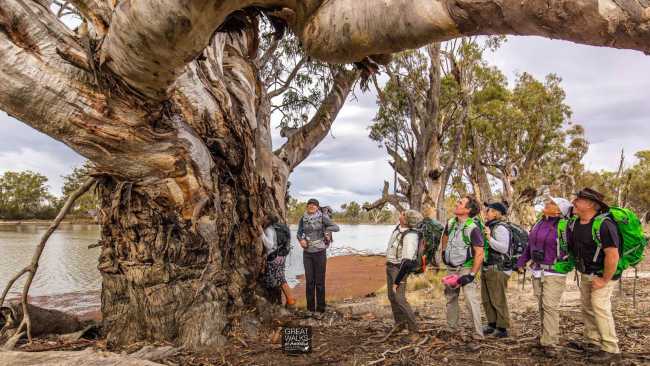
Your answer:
[297,198,340,314]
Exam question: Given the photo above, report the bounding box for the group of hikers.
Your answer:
[260,188,647,363]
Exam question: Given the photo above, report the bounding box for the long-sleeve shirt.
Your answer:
[516,216,565,277]
[261,226,276,252]
[386,226,419,264]
[386,226,419,285]
[297,212,340,253]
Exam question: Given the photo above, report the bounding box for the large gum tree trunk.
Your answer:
[95,30,282,349]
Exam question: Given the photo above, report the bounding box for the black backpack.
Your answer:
[500,222,529,269]
[267,223,291,261]
[396,223,428,275]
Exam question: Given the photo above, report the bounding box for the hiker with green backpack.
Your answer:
[441,195,485,338]
[566,188,628,362]
[385,209,423,339]
[515,196,574,358]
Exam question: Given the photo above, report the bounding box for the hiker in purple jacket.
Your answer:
[516,197,572,358]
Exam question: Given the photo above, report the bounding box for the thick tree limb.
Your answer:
[301,0,650,62]
[274,68,359,170]
[63,0,650,102]
[0,178,95,347]
[363,181,408,212]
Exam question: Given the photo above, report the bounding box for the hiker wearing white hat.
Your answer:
[516,196,574,357]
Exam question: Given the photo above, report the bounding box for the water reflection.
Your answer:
[0,224,101,297]
[0,223,396,294]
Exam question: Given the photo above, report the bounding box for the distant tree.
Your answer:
[287,198,307,224]
[0,171,55,220]
[61,162,99,216]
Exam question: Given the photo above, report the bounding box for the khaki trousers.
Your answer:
[532,275,566,346]
[480,268,510,329]
[579,274,620,354]
[445,267,483,337]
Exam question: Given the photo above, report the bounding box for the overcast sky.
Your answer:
[1,36,649,208]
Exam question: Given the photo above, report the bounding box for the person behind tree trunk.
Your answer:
[566,188,621,363]
[297,198,340,315]
[516,196,572,357]
[480,201,512,338]
[261,214,296,308]
[385,209,422,339]
[441,195,485,339]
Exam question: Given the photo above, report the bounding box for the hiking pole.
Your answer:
[633,267,639,309]
[539,268,545,334]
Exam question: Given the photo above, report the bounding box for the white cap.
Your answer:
[548,197,572,217]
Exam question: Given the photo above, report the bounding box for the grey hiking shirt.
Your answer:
[297,210,340,253]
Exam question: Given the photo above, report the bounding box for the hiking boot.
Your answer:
[589,350,621,364]
[482,325,496,335]
[567,340,600,354]
[493,328,508,338]
[312,312,324,320]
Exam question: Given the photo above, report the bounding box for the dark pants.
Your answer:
[386,263,418,332]
[303,250,327,312]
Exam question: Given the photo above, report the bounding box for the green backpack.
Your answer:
[552,218,575,274]
[421,218,444,262]
[591,207,648,276]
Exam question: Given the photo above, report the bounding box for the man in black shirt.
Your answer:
[567,188,620,362]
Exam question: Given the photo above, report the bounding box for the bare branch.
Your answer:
[274,68,359,169]
[267,56,307,99]
[363,181,408,212]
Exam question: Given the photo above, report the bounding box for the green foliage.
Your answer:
[61,162,99,216]
[0,170,55,219]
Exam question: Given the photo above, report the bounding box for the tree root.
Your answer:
[0,178,95,348]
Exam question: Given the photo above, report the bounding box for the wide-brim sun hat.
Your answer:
[573,188,609,212]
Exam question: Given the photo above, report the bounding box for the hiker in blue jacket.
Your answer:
[297,198,340,315]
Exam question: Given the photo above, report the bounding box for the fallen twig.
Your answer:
[367,335,429,365]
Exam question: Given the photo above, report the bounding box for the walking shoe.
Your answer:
[567,340,600,353]
[493,328,508,338]
[533,345,558,358]
[588,350,621,364]
[482,324,496,335]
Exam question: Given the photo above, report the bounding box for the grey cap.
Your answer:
[404,209,423,228]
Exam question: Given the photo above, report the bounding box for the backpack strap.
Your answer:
[591,213,611,262]
[556,218,569,261]
[398,228,420,260]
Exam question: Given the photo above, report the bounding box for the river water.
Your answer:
[0,223,396,299]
